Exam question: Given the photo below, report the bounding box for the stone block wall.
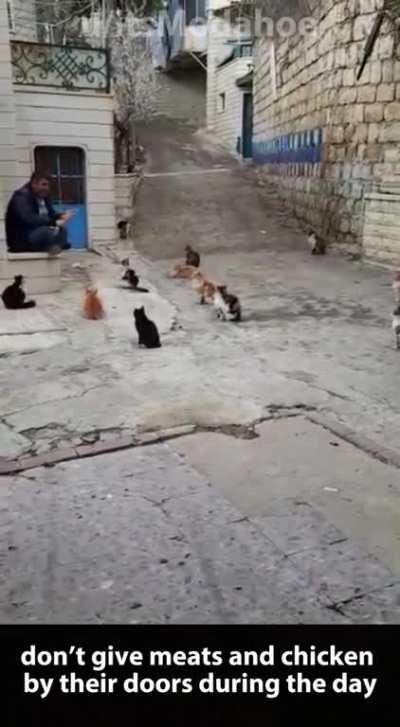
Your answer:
[253,0,400,254]
[363,185,400,263]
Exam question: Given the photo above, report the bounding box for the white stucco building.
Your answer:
[0,0,116,254]
[206,0,254,158]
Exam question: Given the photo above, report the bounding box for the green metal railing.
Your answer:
[10,41,110,92]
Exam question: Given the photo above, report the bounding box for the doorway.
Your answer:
[34,146,87,249]
[242,93,253,159]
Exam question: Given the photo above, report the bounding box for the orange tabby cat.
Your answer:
[191,271,219,304]
[83,287,105,320]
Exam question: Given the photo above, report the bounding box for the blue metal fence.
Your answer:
[253,128,323,165]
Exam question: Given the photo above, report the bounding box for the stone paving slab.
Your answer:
[171,418,400,575]
[338,583,400,624]
[0,332,66,356]
[0,423,31,460]
[288,541,397,607]
[0,308,66,335]
[250,499,346,556]
[0,444,346,625]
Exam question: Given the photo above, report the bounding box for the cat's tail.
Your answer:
[22,301,36,309]
[135,286,149,293]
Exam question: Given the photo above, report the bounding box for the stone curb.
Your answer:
[307,413,400,469]
[1,415,400,477]
[0,425,196,476]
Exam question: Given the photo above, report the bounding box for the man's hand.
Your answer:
[60,210,75,223]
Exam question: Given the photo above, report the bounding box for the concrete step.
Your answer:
[0,253,61,295]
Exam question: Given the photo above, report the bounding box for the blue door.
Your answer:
[242,93,253,159]
[34,146,87,249]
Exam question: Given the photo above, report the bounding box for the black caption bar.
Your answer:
[2,625,398,725]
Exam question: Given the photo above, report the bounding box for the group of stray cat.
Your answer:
[3,231,400,349]
[0,262,161,349]
[82,258,161,349]
[169,245,242,323]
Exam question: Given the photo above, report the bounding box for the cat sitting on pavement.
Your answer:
[134,306,161,349]
[1,275,36,310]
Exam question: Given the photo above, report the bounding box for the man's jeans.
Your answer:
[28,226,68,252]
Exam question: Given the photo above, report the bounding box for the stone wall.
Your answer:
[362,183,400,263]
[253,0,400,254]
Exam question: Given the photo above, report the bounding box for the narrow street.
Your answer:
[1,118,399,624]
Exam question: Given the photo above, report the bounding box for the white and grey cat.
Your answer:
[213,285,241,322]
[308,230,326,255]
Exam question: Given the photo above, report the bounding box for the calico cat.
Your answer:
[83,287,105,320]
[185,245,200,268]
[134,306,161,348]
[392,306,400,349]
[122,268,149,293]
[213,285,241,322]
[1,275,36,309]
[191,271,218,305]
[308,230,326,255]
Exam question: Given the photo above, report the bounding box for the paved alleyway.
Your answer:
[0,117,400,623]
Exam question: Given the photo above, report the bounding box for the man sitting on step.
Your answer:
[5,171,73,256]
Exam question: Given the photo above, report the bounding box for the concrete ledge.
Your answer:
[1,417,400,476]
[0,426,196,475]
[0,252,61,294]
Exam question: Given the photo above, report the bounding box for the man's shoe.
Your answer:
[48,243,63,257]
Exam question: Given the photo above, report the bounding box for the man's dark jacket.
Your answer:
[5,183,60,252]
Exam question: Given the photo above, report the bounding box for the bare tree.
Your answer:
[111,15,159,172]
[36,1,160,172]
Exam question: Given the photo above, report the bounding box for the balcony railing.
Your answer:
[10,41,110,93]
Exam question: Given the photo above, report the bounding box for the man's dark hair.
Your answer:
[30,170,52,184]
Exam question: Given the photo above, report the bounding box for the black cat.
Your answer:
[185,245,200,268]
[122,268,149,293]
[2,275,36,310]
[134,306,161,349]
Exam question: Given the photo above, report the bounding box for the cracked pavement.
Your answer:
[0,118,400,623]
